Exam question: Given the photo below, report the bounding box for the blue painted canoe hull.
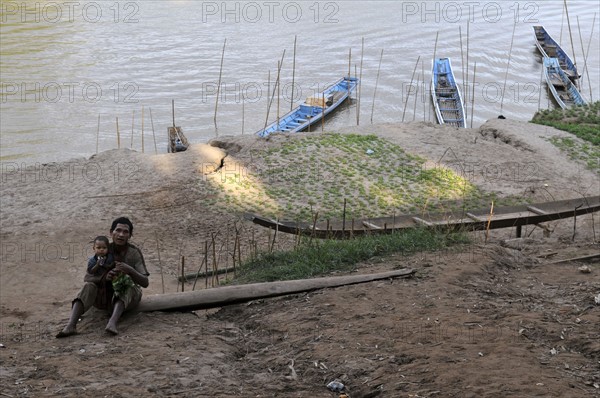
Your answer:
[256,76,358,137]
[431,58,466,128]
[533,26,579,82]
[543,57,586,109]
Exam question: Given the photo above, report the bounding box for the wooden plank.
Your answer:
[412,217,433,227]
[362,221,382,230]
[466,212,485,222]
[527,205,548,215]
[138,268,415,312]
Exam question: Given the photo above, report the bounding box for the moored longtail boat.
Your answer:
[431,57,466,128]
[256,76,358,137]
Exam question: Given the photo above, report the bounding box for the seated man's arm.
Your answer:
[110,245,149,288]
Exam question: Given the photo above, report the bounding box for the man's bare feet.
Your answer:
[105,323,118,335]
[56,326,77,338]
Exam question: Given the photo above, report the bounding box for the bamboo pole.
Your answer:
[96,114,100,154]
[537,58,544,111]
[357,37,364,126]
[141,105,144,153]
[412,58,420,121]
[116,117,120,149]
[204,241,209,289]
[459,26,466,107]
[584,13,596,101]
[277,60,280,129]
[348,48,352,78]
[181,255,185,292]
[402,56,421,122]
[241,98,245,134]
[422,58,426,121]
[214,38,227,129]
[290,35,297,111]
[563,0,577,69]
[371,49,384,124]
[430,32,439,122]
[500,18,517,116]
[465,21,470,116]
[263,50,286,132]
[321,92,325,132]
[485,201,494,243]
[149,107,157,154]
[130,110,135,148]
[470,61,477,128]
[577,15,593,102]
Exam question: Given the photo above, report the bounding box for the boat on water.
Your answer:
[256,76,359,137]
[533,25,579,82]
[247,196,600,239]
[431,58,466,128]
[543,57,586,109]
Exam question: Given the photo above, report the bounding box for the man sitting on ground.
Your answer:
[57,217,149,337]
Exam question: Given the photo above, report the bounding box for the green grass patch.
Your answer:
[233,228,469,284]
[531,101,600,145]
[209,133,521,221]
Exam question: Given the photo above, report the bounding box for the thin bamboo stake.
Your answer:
[357,37,364,126]
[584,13,596,101]
[241,99,245,134]
[154,233,165,294]
[141,105,144,153]
[321,92,325,132]
[577,15,593,102]
[500,18,517,116]
[149,107,157,154]
[192,251,208,291]
[459,26,466,107]
[116,117,120,149]
[96,114,100,154]
[485,201,494,243]
[130,109,135,149]
[204,240,209,289]
[181,255,185,292]
[470,61,477,128]
[212,233,218,287]
[465,21,470,116]
[214,38,227,129]
[430,31,439,122]
[537,58,544,111]
[342,198,347,238]
[348,48,352,77]
[263,50,286,132]
[277,60,280,129]
[402,56,421,122]
[290,35,297,111]
[563,0,577,68]
[422,58,426,121]
[371,49,383,124]
[412,58,420,121]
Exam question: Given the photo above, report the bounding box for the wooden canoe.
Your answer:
[431,58,466,128]
[247,196,600,239]
[256,76,359,137]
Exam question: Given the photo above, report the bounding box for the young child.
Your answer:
[87,236,114,276]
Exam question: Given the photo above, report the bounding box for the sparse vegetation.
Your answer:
[532,101,600,173]
[206,133,523,221]
[234,227,469,283]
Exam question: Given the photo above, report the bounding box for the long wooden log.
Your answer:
[138,268,414,312]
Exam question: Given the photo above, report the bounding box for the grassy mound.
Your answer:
[208,133,519,221]
[531,101,599,173]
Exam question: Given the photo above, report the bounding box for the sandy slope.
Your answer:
[1,120,599,397]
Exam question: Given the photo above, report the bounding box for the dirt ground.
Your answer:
[1,119,599,397]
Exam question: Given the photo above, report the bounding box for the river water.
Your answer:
[1,0,598,164]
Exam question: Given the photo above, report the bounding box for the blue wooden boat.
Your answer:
[543,57,586,109]
[431,58,466,128]
[533,26,579,82]
[256,76,358,137]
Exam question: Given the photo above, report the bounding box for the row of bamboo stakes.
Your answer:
[96,6,596,154]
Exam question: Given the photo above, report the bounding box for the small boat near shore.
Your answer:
[543,57,586,109]
[256,76,359,137]
[533,25,579,82]
[247,196,600,239]
[431,58,466,128]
